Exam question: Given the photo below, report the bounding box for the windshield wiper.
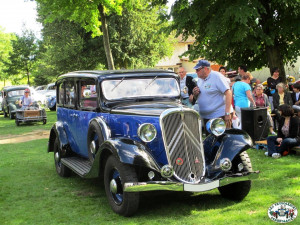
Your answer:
[111,77,125,92]
[145,76,157,90]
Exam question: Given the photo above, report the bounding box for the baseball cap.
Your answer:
[194,60,211,70]
[25,88,30,93]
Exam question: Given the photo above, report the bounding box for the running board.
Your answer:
[61,157,92,177]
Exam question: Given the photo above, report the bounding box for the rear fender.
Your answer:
[47,121,69,152]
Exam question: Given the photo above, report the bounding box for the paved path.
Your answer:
[0,130,50,144]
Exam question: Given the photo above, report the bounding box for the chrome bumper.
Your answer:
[124,171,259,192]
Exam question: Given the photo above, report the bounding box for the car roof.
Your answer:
[57,69,177,81]
[2,85,29,91]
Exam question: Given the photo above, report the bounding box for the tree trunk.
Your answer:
[266,45,286,83]
[27,69,30,86]
[98,4,115,70]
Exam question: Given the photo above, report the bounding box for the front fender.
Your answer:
[204,129,253,168]
[99,138,161,172]
[47,121,69,152]
[8,103,17,112]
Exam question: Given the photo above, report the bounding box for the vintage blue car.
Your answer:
[48,70,259,216]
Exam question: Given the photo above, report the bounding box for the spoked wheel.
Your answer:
[104,155,139,216]
[54,137,71,177]
[218,151,252,201]
[87,121,104,163]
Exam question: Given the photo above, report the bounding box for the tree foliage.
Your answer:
[109,0,173,68]
[35,0,173,84]
[171,0,300,82]
[6,30,39,85]
[0,27,15,85]
[36,0,124,70]
[34,20,106,85]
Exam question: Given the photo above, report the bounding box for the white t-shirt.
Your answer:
[180,76,189,99]
[20,96,33,106]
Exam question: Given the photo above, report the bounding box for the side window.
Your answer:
[79,79,98,109]
[58,82,65,105]
[65,81,75,107]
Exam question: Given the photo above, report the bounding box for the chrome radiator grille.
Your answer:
[160,108,205,184]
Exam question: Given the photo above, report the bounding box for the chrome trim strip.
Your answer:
[124,172,259,192]
[184,180,219,192]
[91,117,111,140]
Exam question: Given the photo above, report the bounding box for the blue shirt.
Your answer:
[197,71,230,119]
[233,81,251,108]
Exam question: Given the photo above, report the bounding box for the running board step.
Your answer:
[61,157,92,177]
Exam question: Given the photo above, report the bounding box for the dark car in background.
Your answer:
[48,70,259,216]
[1,85,29,119]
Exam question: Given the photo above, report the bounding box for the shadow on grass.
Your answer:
[62,171,236,217]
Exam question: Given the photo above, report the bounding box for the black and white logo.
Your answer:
[268,202,298,223]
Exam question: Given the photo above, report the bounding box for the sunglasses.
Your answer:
[196,67,205,72]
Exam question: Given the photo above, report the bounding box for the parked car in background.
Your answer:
[37,82,56,110]
[48,70,259,216]
[1,86,45,119]
[35,85,46,91]
[2,85,29,119]
[0,94,3,113]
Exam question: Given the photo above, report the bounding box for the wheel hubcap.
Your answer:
[109,169,123,205]
[90,140,96,154]
[55,152,60,162]
[110,179,118,194]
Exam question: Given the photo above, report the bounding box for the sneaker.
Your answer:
[272,153,281,159]
[265,152,269,156]
[271,131,277,135]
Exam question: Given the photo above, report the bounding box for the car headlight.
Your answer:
[206,118,226,136]
[138,123,157,142]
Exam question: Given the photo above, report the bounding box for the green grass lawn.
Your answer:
[0,113,299,224]
[0,110,57,137]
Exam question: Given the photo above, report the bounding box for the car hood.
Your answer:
[111,101,187,116]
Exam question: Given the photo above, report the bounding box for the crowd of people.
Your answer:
[178,60,300,159]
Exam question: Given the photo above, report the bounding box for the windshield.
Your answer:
[102,78,180,101]
[7,90,25,97]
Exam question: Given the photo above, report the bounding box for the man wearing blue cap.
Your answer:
[192,60,232,130]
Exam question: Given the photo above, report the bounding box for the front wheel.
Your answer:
[218,180,251,201]
[218,151,252,201]
[54,137,71,177]
[9,112,14,119]
[15,118,20,126]
[104,155,139,216]
[50,104,56,111]
[43,119,47,125]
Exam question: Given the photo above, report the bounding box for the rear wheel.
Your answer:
[43,119,47,125]
[87,121,104,163]
[104,155,139,216]
[54,137,71,177]
[218,151,252,201]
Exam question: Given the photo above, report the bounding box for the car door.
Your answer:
[70,78,99,158]
[57,79,82,155]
